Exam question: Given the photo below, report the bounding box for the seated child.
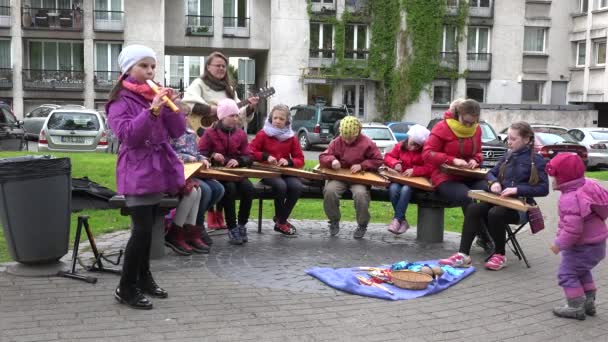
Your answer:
[319,116,383,239]
[164,179,207,255]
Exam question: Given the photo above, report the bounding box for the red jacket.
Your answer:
[250,131,305,168]
[319,134,383,171]
[422,112,483,187]
[198,123,252,167]
[384,142,434,178]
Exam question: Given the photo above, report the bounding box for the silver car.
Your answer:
[38,108,108,152]
[568,127,608,169]
[360,123,398,156]
[22,104,61,140]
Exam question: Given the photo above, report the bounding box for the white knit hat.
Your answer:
[117,44,157,74]
[407,124,430,145]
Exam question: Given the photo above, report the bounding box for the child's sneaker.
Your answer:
[227,226,243,245]
[438,253,472,268]
[484,254,507,271]
[387,218,401,234]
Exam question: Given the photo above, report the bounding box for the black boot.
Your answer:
[114,286,153,310]
[137,271,168,299]
[585,290,597,316]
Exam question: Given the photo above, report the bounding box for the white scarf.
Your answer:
[262,118,294,142]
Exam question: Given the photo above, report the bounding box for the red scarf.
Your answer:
[122,78,156,101]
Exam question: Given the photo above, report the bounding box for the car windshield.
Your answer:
[361,127,393,141]
[48,112,100,131]
[480,122,498,142]
[321,109,347,123]
[0,107,16,125]
[533,126,568,135]
[536,132,577,145]
[590,131,608,140]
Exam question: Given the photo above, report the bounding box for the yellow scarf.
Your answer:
[446,118,478,138]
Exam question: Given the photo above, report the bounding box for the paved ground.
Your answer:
[1,183,608,342]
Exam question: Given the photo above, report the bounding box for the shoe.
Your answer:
[114,286,153,310]
[484,254,507,271]
[329,221,340,236]
[164,225,193,256]
[353,226,367,239]
[200,225,213,246]
[184,225,210,254]
[216,210,227,229]
[553,296,586,320]
[137,271,168,299]
[274,223,296,236]
[438,253,472,268]
[228,226,243,245]
[206,210,220,230]
[585,291,596,316]
[238,224,248,243]
[388,218,401,234]
[398,219,410,234]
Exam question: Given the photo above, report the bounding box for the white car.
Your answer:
[360,123,398,156]
[568,127,608,169]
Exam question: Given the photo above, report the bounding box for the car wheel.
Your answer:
[299,132,310,151]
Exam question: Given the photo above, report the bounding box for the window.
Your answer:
[595,41,606,65]
[467,27,490,54]
[447,0,458,7]
[0,39,10,69]
[224,0,248,28]
[169,56,184,87]
[345,25,368,59]
[311,0,333,3]
[433,80,453,105]
[524,27,546,53]
[466,81,486,103]
[188,0,212,15]
[29,41,84,70]
[31,0,75,9]
[522,81,543,104]
[442,26,457,52]
[342,84,365,117]
[580,0,588,12]
[310,22,334,58]
[568,129,584,141]
[600,0,608,9]
[577,41,586,66]
[469,0,490,7]
[94,42,121,72]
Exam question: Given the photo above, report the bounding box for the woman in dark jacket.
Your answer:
[439,121,549,270]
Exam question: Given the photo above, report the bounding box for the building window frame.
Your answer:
[342,83,366,117]
[344,24,369,60]
[521,81,544,104]
[432,80,453,105]
[310,22,335,58]
[523,26,547,54]
[28,39,84,71]
[0,39,11,69]
[600,0,608,10]
[466,81,487,103]
[580,0,589,12]
[467,26,491,54]
[442,25,457,52]
[93,41,121,72]
[576,41,586,67]
[594,40,606,65]
[469,0,490,8]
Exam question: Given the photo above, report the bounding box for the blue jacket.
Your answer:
[486,146,549,200]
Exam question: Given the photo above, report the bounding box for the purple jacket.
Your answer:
[106,89,186,195]
[555,177,608,250]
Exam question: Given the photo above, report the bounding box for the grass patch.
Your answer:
[586,170,608,181]
[0,152,463,263]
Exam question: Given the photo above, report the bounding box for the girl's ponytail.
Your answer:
[528,137,539,185]
[108,73,128,102]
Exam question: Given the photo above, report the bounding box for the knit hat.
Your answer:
[217,98,239,121]
[407,124,430,145]
[545,153,586,185]
[340,116,362,140]
[117,44,157,74]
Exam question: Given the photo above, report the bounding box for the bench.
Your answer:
[253,179,461,243]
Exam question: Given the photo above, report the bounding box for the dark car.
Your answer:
[0,102,26,151]
[386,121,418,142]
[290,104,348,150]
[427,118,507,168]
[534,132,588,165]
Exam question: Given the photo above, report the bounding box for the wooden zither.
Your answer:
[183,162,204,180]
[467,190,533,212]
[212,166,281,179]
[184,163,244,182]
[441,164,489,179]
[252,162,326,181]
[312,165,389,188]
[379,167,434,192]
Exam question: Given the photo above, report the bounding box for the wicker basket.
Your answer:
[391,270,433,290]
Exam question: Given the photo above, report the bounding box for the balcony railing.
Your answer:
[345,0,369,15]
[94,70,120,91]
[469,4,493,18]
[0,6,11,27]
[310,0,336,13]
[22,69,85,90]
[446,1,493,18]
[345,49,369,62]
[21,7,83,31]
[93,10,124,31]
[223,17,249,37]
[164,78,185,93]
[439,51,459,71]
[309,48,335,68]
[467,53,492,72]
[0,68,12,88]
[186,15,213,36]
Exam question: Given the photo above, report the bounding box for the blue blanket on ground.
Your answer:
[306,260,475,300]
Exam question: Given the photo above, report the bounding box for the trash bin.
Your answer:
[0,155,71,264]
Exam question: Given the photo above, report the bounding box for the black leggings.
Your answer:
[459,202,520,255]
[120,204,157,290]
[436,179,488,214]
[261,176,303,223]
[220,179,255,229]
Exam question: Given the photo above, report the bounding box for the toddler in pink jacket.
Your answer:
[546,153,608,320]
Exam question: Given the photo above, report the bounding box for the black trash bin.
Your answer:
[0,155,71,264]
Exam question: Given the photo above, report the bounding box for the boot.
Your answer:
[216,210,227,229]
[137,271,168,299]
[114,286,153,310]
[164,224,193,256]
[553,296,586,320]
[184,225,210,254]
[227,226,243,245]
[206,210,219,230]
[238,224,248,243]
[585,291,597,316]
[200,225,213,246]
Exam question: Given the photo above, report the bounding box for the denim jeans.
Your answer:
[194,178,225,226]
[388,183,413,221]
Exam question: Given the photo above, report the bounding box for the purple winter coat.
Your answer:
[555,177,608,250]
[106,89,186,196]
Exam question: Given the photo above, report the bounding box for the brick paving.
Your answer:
[1,184,608,341]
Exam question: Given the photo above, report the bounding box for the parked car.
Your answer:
[290,104,348,150]
[386,121,418,142]
[568,127,608,169]
[427,118,507,168]
[360,122,398,156]
[498,123,572,142]
[22,104,61,141]
[38,108,108,152]
[534,132,588,165]
[0,102,26,151]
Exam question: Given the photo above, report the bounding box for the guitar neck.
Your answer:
[236,99,249,108]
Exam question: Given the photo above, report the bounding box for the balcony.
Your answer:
[0,6,11,27]
[309,0,336,14]
[345,49,369,67]
[22,69,85,91]
[186,15,213,36]
[345,0,369,15]
[93,10,124,32]
[439,51,459,71]
[0,68,12,89]
[309,48,335,68]
[223,17,249,37]
[467,53,492,71]
[94,71,120,91]
[21,7,83,31]
[469,4,493,18]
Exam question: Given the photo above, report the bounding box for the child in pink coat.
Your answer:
[546,153,608,320]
